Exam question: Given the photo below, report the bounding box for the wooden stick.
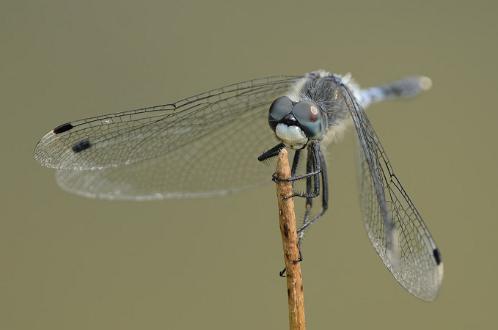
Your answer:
[275,148,306,330]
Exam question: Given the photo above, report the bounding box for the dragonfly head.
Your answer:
[268,96,326,149]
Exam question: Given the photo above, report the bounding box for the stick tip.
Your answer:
[278,147,288,158]
[276,147,290,179]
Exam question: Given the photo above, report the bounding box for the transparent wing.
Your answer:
[340,85,443,301]
[35,75,300,199]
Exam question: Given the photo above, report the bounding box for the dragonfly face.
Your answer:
[268,96,327,149]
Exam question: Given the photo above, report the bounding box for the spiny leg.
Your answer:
[257,143,285,161]
[303,147,314,221]
[290,149,301,178]
[272,151,321,185]
[287,143,321,200]
[259,144,320,187]
[295,142,323,262]
[297,146,329,243]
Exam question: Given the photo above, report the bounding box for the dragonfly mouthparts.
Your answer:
[275,123,308,149]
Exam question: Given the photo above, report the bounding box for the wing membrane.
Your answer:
[340,84,443,301]
[35,76,300,199]
[35,76,298,170]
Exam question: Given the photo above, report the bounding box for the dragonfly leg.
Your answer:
[279,142,321,200]
[257,143,285,162]
[290,149,301,178]
[260,143,319,186]
[271,170,320,185]
[297,146,329,239]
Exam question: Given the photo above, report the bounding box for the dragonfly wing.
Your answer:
[340,84,443,301]
[35,76,300,199]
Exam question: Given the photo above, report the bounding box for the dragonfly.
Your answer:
[34,70,443,301]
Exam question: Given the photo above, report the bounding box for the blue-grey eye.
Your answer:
[269,96,293,122]
[293,101,320,124]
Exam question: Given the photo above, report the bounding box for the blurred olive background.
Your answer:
[1,0,497,329]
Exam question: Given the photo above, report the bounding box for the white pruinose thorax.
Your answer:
[275,123,308,149]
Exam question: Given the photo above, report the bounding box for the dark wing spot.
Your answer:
[72,139,91,153]
[432,248,442,265]
[53,123,74,134]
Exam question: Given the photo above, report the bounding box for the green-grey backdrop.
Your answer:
[1,0,496,329]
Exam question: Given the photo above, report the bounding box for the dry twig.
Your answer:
[275,148,306,330]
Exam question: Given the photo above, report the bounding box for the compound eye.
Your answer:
[269,96,293,121]
[293,101,320,124]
